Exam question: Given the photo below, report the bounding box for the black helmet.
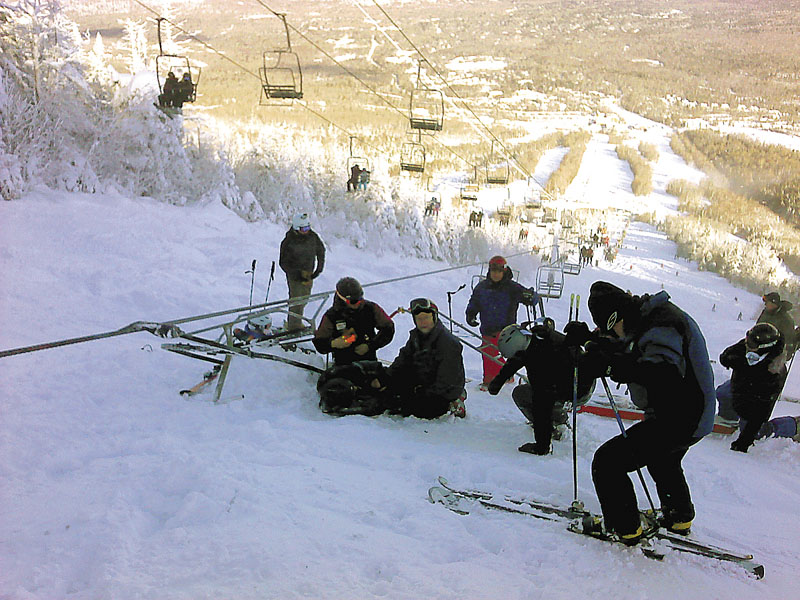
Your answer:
[336,277,363,304]
[745,323,780,353]
[530,316,555,340]
[409,297,438,318]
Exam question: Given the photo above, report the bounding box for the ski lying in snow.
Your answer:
[431,477,764,579]
[428,485,664,562]
[179,366,222,397]
[578,401,737,435]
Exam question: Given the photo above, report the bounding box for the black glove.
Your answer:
[487,377,503,395]
[581,340,613,378]
[467,316,479,327]
[608,352,637,383]
[563,321,592,347]
[522,288,538,305]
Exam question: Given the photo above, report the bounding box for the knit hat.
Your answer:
[763,292,781,304]
[588,281,634,333]
[488,255,507,270]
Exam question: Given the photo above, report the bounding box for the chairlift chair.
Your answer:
[460,184,479,201]
[154,18,201,109]
[400,141,426,173]
[409,88,444,132]
[485,141,509,185]
[409,60,444,133]
[259,14,303,102]
[536,264,565,299]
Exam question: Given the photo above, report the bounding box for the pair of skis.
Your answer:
[428,476,764,579]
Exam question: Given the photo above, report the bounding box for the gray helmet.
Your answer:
[497,324,532,358]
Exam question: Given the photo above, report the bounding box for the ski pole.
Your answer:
[265,260,276,302]
[599,376,657,513]
[571,347,583,512]
[246,259,257,308]
[446,284,466,333]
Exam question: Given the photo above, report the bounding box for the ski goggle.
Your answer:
[409,297,435,315]
[336,289,364,308]
[297,225,311,233]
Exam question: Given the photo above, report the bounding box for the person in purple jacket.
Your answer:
[465,255,541,390]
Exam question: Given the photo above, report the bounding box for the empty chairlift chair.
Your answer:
[536,264,564,299]
[259,14,303,102]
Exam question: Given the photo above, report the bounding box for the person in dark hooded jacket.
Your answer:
[718,323,788,453]
[279,213,325,331]
[567,281,715,544]
[757,292,797,357]
[465,255,542,388]
[380,298,466,419]
[487,318,595,455]
[313,277,394,367]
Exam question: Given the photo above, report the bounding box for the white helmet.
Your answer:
[497,324,532,358]
[249,313,273,330]
[292,213,311,230]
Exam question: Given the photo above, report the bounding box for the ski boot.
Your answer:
[658,508,692,536]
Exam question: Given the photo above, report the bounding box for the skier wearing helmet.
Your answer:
[488,318,595,455]
[279,213,326,331]
[378,298,466,419]
[465,255,542,389]
[717,322,788,453]
[313,277,394,367]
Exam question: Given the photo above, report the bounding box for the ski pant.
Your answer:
[480,333,504,384]
[390,378,452,419]
[286,276,313,331]
[715,379,738,421]
[592,418,698,536]
[732,398,777,450]
[512,383,564,452]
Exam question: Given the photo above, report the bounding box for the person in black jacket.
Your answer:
[312,277,395,367]
[380,298,466,419]
[158,72,178,107]
[279,213,325,331]
[718,323,788,453]
[757,292,797,356]
[487,318,595,455]
[567,281,716,544]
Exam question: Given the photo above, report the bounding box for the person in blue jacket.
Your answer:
[565,281,715,544]
[465,255,542,389]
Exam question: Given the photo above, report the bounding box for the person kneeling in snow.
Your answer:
[487,318,595,455]
[376,298,467,419]
[317,360,390,416]
[717,323,788,453]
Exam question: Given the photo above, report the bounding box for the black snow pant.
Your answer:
[512,384,563,452]
[591,418,698,536]
[733,398,777,450]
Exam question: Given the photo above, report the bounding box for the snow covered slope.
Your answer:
[2,181,798,599]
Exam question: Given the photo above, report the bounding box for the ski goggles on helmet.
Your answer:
[336,289,364,307]
[409,297,435,315]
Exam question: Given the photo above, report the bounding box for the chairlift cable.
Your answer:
[130,0,260,79]
[367,0,557,200]
[252,0,476,170]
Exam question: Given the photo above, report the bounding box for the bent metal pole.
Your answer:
[0,251,535,359]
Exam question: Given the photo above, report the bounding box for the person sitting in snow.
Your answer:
[567,281,715,543]
[756,415,800,443]
[465,255,543,390]
[716,323,788,453]
[487,318,596,455]
[375,298,466,419]
[313,277,395,367]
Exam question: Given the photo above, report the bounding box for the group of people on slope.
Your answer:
[157,71,194,109]
[276,211,799,546]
